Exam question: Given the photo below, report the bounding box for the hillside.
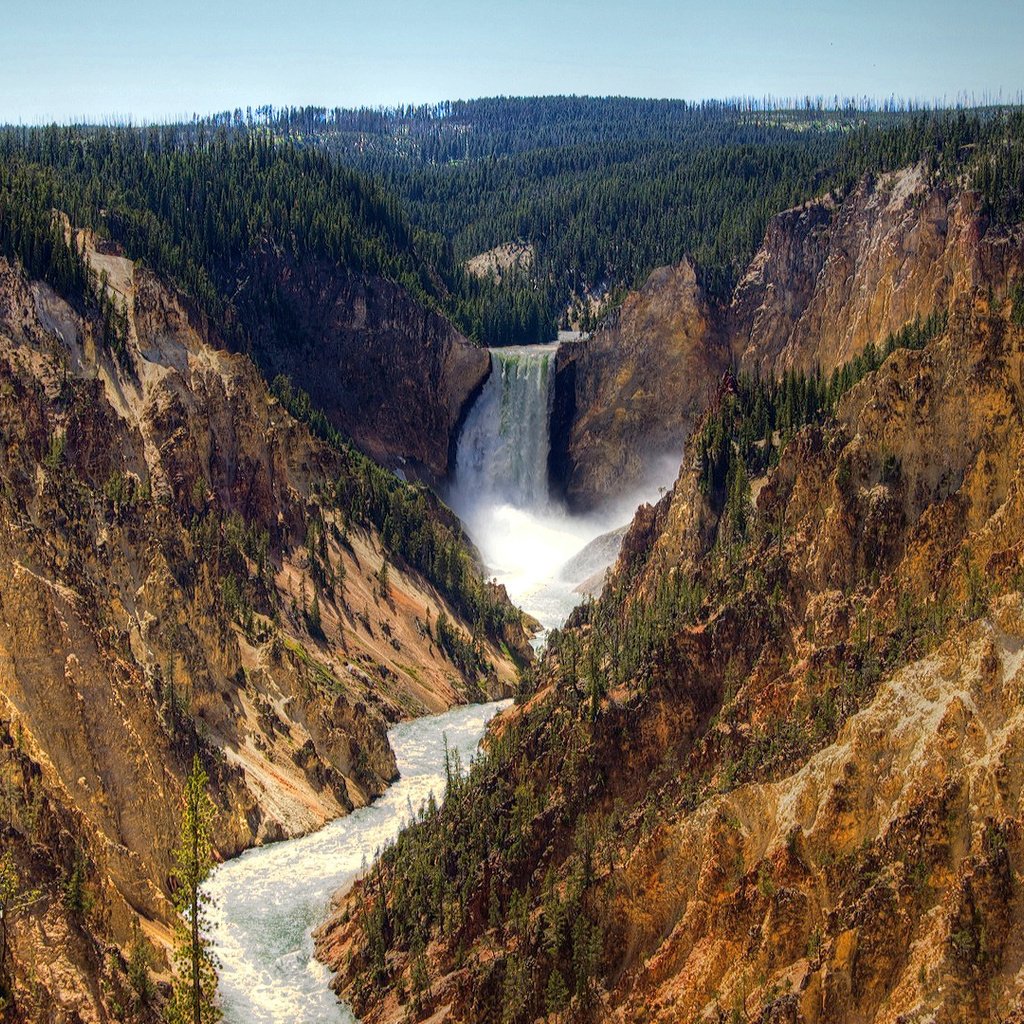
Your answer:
[554,162,1024,510]
[0,233,525,1020]
[0,128,488,481]
[317,171,1024,1023]
[242,99,1024,343]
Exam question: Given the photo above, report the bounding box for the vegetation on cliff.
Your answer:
[167,757,220,1024]
[325,288,1024,1023]
[248,99,1024,337]
[694,309,949,516]
[269,374,523,653]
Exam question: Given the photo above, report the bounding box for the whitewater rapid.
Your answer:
[449,343,633,630]
[205,700,509,1024]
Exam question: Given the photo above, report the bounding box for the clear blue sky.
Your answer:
[2,0,1021,123]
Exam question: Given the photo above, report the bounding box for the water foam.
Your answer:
[205,701,509,1023]
[450,343,633,629]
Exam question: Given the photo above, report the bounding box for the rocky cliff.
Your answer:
[550,259,726,513]
[321,214,1024,1022]
[242,256,490,482]
[0,238,521,1021]
[729,165,1023,378]
[555,167,1024,511]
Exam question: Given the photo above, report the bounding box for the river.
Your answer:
[206,700,509,1023]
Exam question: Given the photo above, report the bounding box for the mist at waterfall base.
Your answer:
[206,701,509,1024]
[448,344,675,631]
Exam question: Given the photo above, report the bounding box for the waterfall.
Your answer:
[451,343,557,513]
[448,341,615,632]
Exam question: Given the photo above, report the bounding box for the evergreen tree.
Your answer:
[167,756,221,1024]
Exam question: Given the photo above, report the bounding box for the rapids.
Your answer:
[206,701,508,1023]
[207,340,662,1021]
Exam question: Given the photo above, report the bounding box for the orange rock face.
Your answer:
[556,166,1024,512]
[552,258,727,512]
[324,180,1024,1024]
[0,241,518,1021]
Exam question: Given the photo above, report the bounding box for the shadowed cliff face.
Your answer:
[554,167,1024,512]
[0,241,519,1021]
[551,259,727,513]
[240,255,490,482]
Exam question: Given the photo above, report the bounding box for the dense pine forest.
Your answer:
[219,97,1024,337]
[2,98,1022,349]
[0,127,527,666]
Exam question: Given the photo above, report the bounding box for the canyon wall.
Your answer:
[241,257,490,482]
[323,175,1024,1024]
[0,242,519,1021]
[554,166,1024,512]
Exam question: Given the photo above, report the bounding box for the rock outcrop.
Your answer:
[550,259,726,513]
[242,257,490,482]
[0,239,520,1021]
[555,167,1024,511]
[729,165,1024,377]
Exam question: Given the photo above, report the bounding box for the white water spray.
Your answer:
[448,344,629,630]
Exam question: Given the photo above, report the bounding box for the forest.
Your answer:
[1,99,1022,348]
[227,97,1024,337]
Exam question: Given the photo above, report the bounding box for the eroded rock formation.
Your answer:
[0,240,520,1020]
[554,167,1024,511]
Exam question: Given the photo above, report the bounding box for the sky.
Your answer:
[0,0,1021,123]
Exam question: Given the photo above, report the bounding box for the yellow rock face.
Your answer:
[0,240,519,1019]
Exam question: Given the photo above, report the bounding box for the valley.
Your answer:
[0,96,1021,1024]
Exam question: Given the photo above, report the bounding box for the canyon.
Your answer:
[0,106,1022,1024]
[317,166,1024,1024]
[0,235,522,1021]
[554,165,1024,512]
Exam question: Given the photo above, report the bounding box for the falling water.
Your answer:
[448,344,625,630]
[454,344,557,511]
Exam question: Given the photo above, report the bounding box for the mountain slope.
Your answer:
[0,129,489,481]
[555,164,1024,510]
[318,191,1024,1024]
[0,236,523,1021]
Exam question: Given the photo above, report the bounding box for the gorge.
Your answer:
[206,337,662,1022]
[0,100,1022,1024]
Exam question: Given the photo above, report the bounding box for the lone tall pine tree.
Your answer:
[167,755,221,1024]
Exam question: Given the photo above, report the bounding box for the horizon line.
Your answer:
[4,89,1024,130]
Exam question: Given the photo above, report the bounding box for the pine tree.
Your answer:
[167,756,221,1024]
[545,967,569,1017]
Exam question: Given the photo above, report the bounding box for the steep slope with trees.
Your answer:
[554,143,1024,510]
[0,228,524,1020]
[0,127,489,480]
[319,178,1024,1024]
